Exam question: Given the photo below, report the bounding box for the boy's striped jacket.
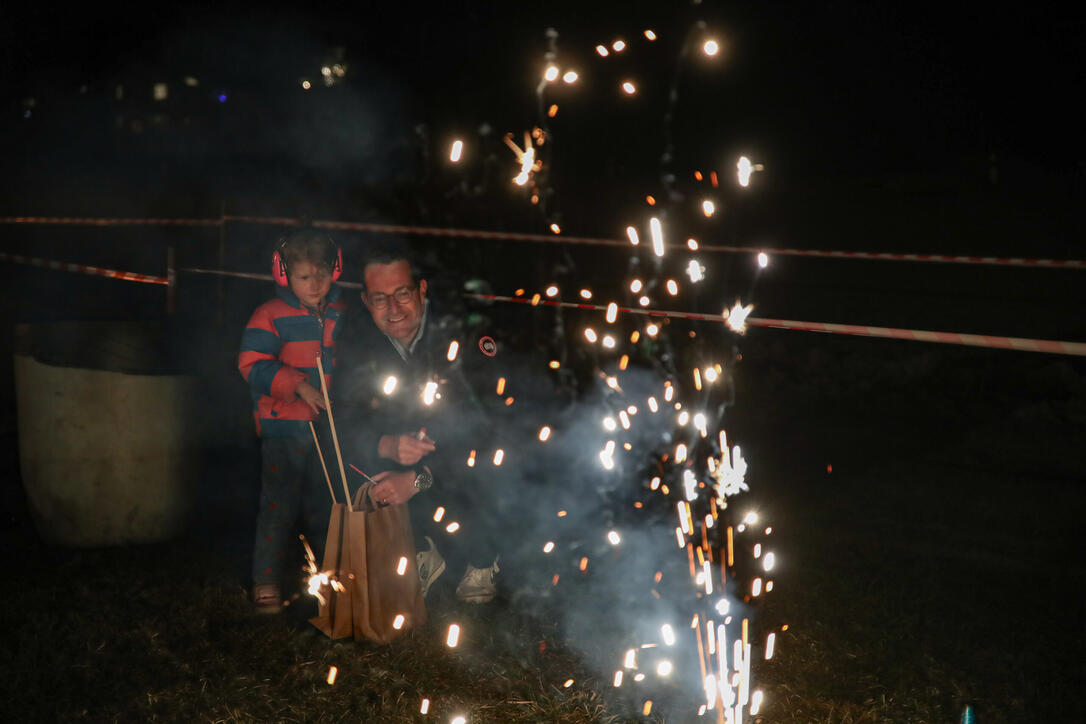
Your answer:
[238,284,347,437]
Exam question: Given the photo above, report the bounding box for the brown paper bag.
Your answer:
[310,483,426,643]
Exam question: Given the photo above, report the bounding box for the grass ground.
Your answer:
[1,338,1083,722]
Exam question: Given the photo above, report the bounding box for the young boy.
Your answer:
[238,230,347,613]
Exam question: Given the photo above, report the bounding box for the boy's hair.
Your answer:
[278,230,338,276]
[358,242,421,293]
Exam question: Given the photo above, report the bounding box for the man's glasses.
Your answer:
[368,286,416,309]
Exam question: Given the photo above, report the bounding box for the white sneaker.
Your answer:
[455,557,499,603]
[416,536,446,598]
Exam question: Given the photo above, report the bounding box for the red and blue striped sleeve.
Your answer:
[239,304,306,400]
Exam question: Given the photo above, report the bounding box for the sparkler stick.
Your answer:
[310,421,337,504]
[315,355,352,512]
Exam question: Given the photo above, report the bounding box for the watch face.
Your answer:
[415,472,432,490]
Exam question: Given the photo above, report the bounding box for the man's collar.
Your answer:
[384,299,429,361]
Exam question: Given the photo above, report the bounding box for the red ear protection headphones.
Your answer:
[272,235,343,287]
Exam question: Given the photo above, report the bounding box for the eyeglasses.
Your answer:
[368,286,416,309]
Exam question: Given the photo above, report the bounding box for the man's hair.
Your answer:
[278,230,337,275]
[358,243,422,294]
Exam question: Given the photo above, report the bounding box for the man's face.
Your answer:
[287,260,332,311]
[362,260,427,345]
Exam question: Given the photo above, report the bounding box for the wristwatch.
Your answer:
[413,468,433,491]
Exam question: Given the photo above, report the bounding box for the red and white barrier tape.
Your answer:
[1,215,1082,270]
[0,251,168,285]
[463,293,1086,357]
[177,266,362,289]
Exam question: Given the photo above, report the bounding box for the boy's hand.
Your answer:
[378,431,435,465]
[295,382,326,415]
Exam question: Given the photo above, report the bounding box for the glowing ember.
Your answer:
[644,29,657,40]
[493,449,504,465]
[382,375,397,395]
[737,155,764,187]
[624,649,637,668]
[396,556,408,575]
[451,717,466,724]
[687,238,699,250]
[422,381,438,405]
[326,666,338,685]
[603,416,617,431]
[764,552,776,571]
[602,335,616,349]
[656,660,672,677]
[579,557,589,571]
[702,199,715,217]
[607,530,621,545]
[665,279,679,295]
[613,670,623,687]
[704,366,718,383]
[420,699,430,714]
[662,624,676,646]
[543,541,555,553]
[446,624,460,647]
[606,302,618,323]
[392,614,405,630]
[629,278,643,293]
[649,217,665,256]
[543,65,559,82]
[433,506,445,522]
[549,223,561,234]
[538,426,551,441]
[622,81,637,95]
[446,522,460,533]
[646,323,658,336]
[580,288,593,299]
[686,259,705,283]
[446,340,459,361]
[626,226,640,245]
[449,140,464,162]
[765,632,776,660]
[723,300,754,333]
[612,39,626,52]
[751,690,764,715]
[648,396,658,412]
[562,70,578,84]
[545,284,559,296]
[466,449,476,467]
[639,296,650,307]
[496,377,506,395]
[596,44,609,56]
[758,251,769,268]
[704,39,720,56]
[563,679,574,688]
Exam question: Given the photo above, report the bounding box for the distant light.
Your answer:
[612,40,627,52]
[544,65,560,82]
[703,39,720,56]
[321,66,332,77]
[644,29,657,41]
[301,80,312,90]
[183,76,199,87]
[217,94,227,103]
[450,139,464,162]
[562,70,579,84]
[596,45,610,57]
[702,200,715,217]
[758,252,769,268]
[622,81,637,95]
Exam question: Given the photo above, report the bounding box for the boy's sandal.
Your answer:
[253,583,283,614]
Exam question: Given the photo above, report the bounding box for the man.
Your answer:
[335,245,501,603]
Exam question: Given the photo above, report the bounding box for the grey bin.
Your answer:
[14,322,200,546]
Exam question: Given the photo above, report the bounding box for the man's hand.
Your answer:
[296,381,326,415]
[370,470,419,506]
[378,432,435,465]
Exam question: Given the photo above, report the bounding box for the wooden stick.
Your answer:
[310,421,337,504]
[315,355,352,512]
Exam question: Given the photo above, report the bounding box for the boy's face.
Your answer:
[288,260,332,310]
[362,260,427,346]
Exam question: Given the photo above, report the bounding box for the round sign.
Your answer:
[478,336,497,357]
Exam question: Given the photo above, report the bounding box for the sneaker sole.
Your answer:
[421,559,447,597]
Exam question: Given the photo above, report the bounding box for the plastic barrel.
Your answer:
[14,321,200,546]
